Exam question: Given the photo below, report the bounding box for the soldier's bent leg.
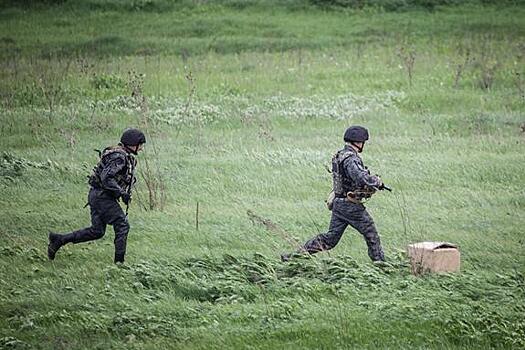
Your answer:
[61,206,107,244]
[347,207,384,261]
[303,199,349,254]
[48,205,106,261]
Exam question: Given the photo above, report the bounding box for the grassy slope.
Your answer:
[1,3,524,349]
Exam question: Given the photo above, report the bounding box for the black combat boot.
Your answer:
[280,253,291,262]
[47,232,63,260]
[114,253,125,264]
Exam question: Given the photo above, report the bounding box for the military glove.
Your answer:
[121,192,131,205]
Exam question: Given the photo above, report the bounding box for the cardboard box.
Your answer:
[407,242,460,275]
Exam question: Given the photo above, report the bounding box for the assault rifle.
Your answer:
[125,174,133,217]
[377,183,392,192]
[125,161,136,217]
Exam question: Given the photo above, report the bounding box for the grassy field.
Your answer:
[1,1,524,349]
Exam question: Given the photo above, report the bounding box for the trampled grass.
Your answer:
[1,2,524,349]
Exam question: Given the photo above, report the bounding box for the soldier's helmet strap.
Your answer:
[350,141,364,153]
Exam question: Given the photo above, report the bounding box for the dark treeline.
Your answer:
[1,0,524,12]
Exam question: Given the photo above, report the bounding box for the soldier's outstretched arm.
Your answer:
[100,155,127,198]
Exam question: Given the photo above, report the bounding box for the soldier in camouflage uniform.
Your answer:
[47,128,146,264]
[282,126,386,262]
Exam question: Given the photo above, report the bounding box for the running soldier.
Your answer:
[47,128,146,264]
[282,126,387,262]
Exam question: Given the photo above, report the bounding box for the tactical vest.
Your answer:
[332,149,355,198]
[332,148,376,200]
[88,146,136,192]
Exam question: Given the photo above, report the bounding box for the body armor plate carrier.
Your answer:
[332,149,355,198]
[88,146,136,194]
[332,149,375,201]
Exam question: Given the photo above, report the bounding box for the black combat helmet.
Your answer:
[120,128,146,146]
[344,126,369,143]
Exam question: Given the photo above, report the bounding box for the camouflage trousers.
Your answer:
[303,197,385,261]
[60,188,130,263]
